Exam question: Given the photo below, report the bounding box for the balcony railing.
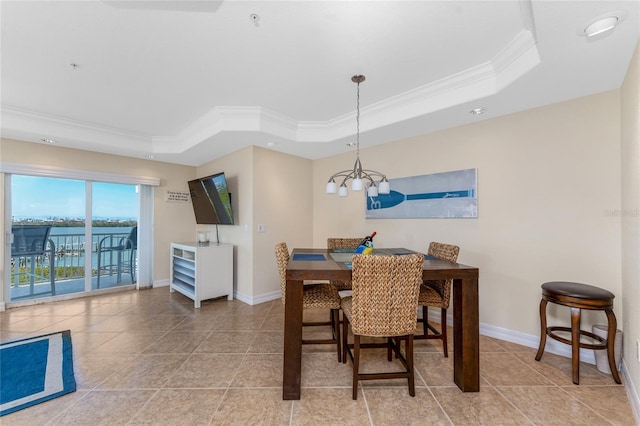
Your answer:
[10,230,134,300]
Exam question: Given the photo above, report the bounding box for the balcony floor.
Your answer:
[10,274,134,302]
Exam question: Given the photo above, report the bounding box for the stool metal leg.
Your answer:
[605,309,622,384]
[571,307,581,385]
[535,299,548,361]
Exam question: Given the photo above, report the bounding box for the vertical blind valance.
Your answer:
[0,162,161,186]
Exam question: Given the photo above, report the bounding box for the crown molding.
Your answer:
[1,30,539,159]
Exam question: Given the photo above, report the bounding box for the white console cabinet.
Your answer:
[170,242,233,308]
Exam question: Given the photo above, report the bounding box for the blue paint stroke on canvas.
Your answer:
[365,168,478,219]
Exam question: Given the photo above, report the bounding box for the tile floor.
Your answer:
[0,287,636,425]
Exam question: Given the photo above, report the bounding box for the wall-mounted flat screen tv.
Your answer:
[188,172,234,225]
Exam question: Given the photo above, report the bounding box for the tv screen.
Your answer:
[188,172,234,225]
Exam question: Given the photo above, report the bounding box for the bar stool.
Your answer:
[535,281,621,385]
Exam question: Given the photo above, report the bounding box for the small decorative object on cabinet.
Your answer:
[170,242,234,308]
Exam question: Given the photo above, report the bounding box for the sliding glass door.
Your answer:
[8,175,139,302]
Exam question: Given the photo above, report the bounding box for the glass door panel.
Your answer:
[10,175,86,301]
[92,182,138,290]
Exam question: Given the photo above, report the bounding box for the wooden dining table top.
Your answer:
[286,247,478,280]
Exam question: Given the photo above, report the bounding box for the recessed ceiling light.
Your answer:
[585,16,619,37]
[41,138,55,144]
[578,10,627,38]
[470,108,486,115]
[267,142,277,147]
[145,154,155,159]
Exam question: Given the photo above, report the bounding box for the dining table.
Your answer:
[283,247,480,400]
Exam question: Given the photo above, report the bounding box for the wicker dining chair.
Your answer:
[327,237,362,291]
[275,242,342,362]
[415,242,460,357]
[341,253,424,400]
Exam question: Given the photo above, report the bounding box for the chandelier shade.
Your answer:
[326,75,390,197]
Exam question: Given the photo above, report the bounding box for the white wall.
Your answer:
[314,90,622,341]
[621,39,640,417]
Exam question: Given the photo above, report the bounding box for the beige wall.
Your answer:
[196,147,255,300]
[314,90,622,341]
[0,138,197,302]
[196,146,313,303]
[621,39,640,408]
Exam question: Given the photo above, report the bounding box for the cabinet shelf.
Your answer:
[169,242,234,308]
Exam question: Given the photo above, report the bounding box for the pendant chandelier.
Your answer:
[326,75,390,197]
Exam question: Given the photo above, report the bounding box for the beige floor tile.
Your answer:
[0,315,73,333]
[49,389,157,425]
[195,330,257,353]
[141,330,212,354]
[170,314,223,331]
[73,353,132,389]
[249,330,284,353]
[561,385,637,425]
[292,387,370,425]
[480,352,554,386]
[2,287,637,426]
[232,300,275,316]
[83,302,134,316]
[261,313,285,330]
[490,337,537,354]
[211,388,292,425]
[365,387,450,425]
[66,330,119,356]
[413,335,448,354]
[496,386,609,425]
[301,352,353,387]
[414,352,454,386]
[90,331,165,354]
[431,386,530,425]
[85,314,145,332]
[135,314,189,331]
[129,388,226,425]
[231,353,284,387]
[163,353,243,388]
[212,313,269,330]
[0,390,88,425]
[0,330,32,342]
[512,351,619,386]
[97,353,189,389]
[479,334,509,352]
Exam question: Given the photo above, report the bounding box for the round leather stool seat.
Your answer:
[535,281,621,385]
[541,281,614,307]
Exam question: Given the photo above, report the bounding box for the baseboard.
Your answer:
[426,310,598,365]
[235,290,280,306]
[153,278,169,287]
[621,360,640,425]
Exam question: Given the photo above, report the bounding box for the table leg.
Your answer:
[283,279,304,400]
[453,277,480,391]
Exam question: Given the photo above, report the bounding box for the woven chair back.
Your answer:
[327,238,362,250]
[426,242,460,306]
[351,253,424,336]
[427,242,459,263]
[275,242,290,305]
[327,238,362,290]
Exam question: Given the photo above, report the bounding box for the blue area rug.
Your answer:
[0,330,76,416]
